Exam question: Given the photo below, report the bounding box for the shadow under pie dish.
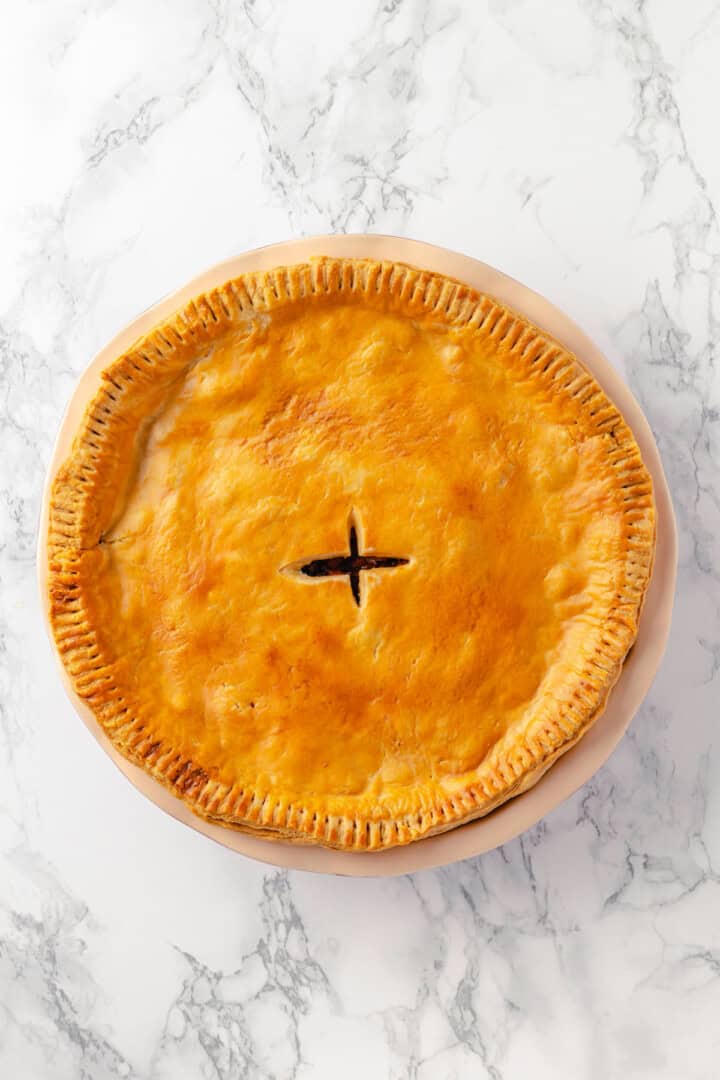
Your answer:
[47,257,656,851]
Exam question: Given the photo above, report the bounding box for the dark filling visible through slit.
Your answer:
[300,526,408,606]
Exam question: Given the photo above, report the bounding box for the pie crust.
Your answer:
[48,258,655,850]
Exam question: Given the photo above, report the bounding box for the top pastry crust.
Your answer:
[48,258,655,850]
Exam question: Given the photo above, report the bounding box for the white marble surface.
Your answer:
[1,1,718,1076]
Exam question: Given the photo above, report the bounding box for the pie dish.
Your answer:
[47,256,656,850]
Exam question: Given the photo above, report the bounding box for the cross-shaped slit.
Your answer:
[283,515,409,607]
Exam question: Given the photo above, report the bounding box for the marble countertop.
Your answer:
[2,1,718,1077]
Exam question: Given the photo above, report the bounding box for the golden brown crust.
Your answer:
[48,258,655,850]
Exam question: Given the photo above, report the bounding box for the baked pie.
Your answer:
[48,258,655,850]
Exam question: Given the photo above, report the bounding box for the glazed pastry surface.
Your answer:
[48,259,655,849]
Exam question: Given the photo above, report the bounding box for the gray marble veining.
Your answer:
[1,1,718,1077]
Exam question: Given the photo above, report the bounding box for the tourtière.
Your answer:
[48,257,655,850]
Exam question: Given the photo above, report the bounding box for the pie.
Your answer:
[48,257,655,850]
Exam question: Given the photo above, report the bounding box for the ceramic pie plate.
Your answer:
[38,234,677,877]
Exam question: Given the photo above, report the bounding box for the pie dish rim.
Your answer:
[38,234,677,875]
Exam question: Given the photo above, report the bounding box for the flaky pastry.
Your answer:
[48,258,655,849]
